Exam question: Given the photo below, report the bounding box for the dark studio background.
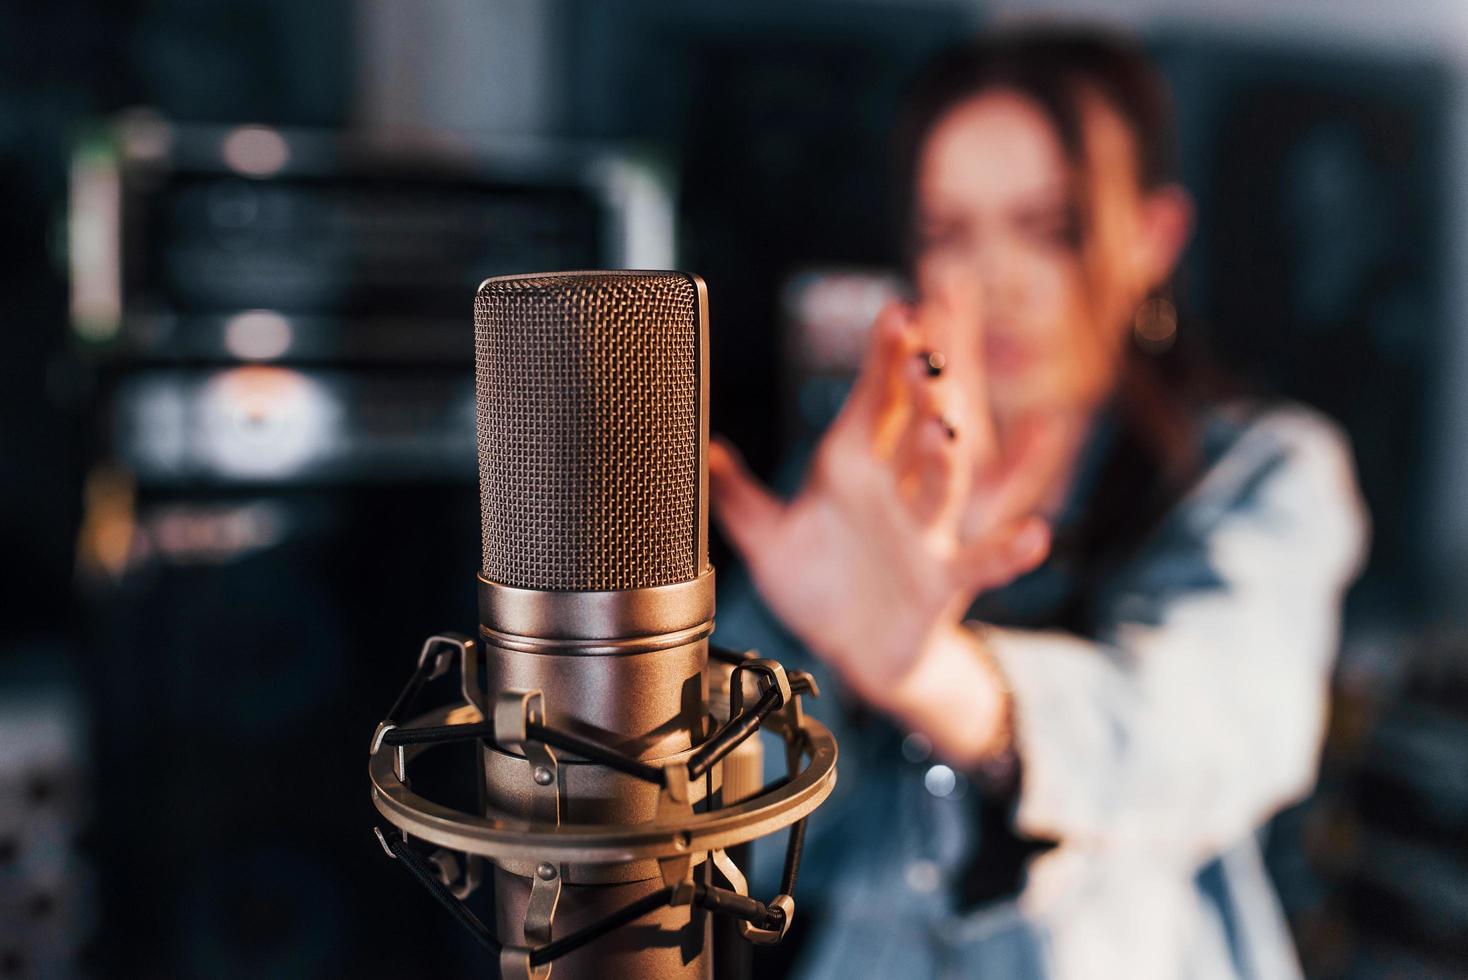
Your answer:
[1,1,1466,977]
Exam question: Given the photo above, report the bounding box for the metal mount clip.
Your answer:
[427,847,484,901]
[370,632,485,781]
[499,946,551,980]
[418,631,485,716]
[525,860,563,945]
[711,848,794,945]
[495,690,560,826]
[655,762,696,903]
[729,657,792,717]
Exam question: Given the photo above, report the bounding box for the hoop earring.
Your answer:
[1133,288,1178,354]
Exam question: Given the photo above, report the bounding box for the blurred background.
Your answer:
[1,0,1466,976]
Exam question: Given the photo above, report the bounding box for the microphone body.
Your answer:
[370,270,834,980]
[474,271,713,978]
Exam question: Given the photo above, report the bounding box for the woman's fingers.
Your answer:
[833,301,922,459]
[917,274,999,466]
[895,412,960,526]
[708,437,786,566]
[962,413,1073,541]
[958,515,1052,592]
[891,343,982,531]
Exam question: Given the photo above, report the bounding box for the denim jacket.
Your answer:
[716,402,1368,979]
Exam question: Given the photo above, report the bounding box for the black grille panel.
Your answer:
[474,271,701,590]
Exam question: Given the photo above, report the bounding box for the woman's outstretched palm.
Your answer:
[709,289,1065,707]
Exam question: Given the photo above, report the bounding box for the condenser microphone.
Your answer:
[368,271,836,980]
[477,271,714,978]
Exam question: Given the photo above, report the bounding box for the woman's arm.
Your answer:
[896,408,1369,856]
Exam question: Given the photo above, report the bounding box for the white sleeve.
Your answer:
[983,409,1369,860]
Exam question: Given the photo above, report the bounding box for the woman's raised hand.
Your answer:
[709,282,1065,712]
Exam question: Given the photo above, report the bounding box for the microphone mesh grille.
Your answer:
[475,272,701,591]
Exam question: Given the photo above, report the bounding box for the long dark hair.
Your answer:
[895,28,1237,631]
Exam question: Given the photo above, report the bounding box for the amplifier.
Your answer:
[109,367,476,485]
[69,113,674,364]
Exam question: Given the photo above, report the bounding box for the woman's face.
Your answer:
[911,88,1189,426]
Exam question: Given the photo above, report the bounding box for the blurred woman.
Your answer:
[709,29,1368,980]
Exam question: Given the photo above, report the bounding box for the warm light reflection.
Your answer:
[224,310,293,361]
[221,125,290,177]
[68,144,121,341]
[76,466,136,580]
[199,367,337,478]
[147,501,288,564]
[1134,296,1179,353]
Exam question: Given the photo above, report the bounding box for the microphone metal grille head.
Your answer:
[474,271,706,591]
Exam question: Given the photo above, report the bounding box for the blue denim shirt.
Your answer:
[716,402,1368,980]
